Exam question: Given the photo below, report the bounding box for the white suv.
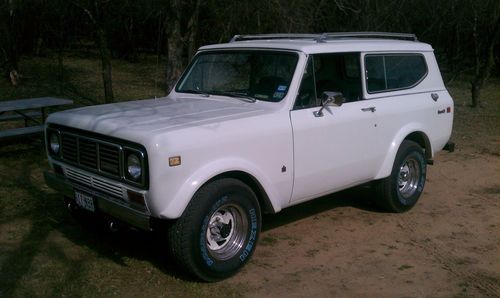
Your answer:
[44,32,454,281]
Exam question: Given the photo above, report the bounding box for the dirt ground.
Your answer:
[226,147,500,297]
[1,79,499,297]
[223,94,500,296]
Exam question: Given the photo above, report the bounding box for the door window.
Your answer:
[294,57,317,109]
[294,53,362,109]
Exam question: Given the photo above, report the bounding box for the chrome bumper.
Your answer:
[44,171,151,230]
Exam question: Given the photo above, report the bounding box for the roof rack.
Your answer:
[229,32,418,43]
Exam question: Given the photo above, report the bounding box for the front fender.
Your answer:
[157,158,285,219]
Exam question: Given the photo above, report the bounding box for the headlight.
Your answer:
[127,154,142,180]
[49,132,60,154]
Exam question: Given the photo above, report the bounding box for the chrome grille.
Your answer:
[60,132,121,178]
[48,125,148,189]
[65,167,124,198]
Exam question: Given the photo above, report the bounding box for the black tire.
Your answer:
[168,178,261,281]
[374,140,426,213]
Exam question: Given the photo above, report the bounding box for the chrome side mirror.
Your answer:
[313,91,344,117]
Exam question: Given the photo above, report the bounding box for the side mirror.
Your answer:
[313,91,344,117]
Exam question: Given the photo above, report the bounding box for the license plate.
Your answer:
[75,191,95,212]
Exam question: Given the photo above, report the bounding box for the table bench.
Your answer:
[0,97,73,141]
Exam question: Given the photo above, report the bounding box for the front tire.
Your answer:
[168,178,261,281]
[374,140,426,212]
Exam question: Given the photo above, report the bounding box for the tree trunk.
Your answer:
[71,0,114,103]
[165,0,184,94]
[186,0,201,63]
[57,4,65,89]
[97,26,114,103]
[165,28,183,94]
[0,0,20,85]
[471,15,500,107]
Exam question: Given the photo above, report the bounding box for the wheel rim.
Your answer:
[397,156,421,198]
[206,203,248,261]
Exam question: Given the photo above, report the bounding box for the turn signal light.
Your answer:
[169,156,181,167]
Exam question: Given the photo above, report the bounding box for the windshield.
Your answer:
[176,51,298,102]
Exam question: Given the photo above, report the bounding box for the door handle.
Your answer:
[361,107,376,112]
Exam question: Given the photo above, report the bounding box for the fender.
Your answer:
[158,157,285,219]
[374,123,432,180]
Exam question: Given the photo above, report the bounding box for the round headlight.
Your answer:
[127,154,142,180]
[49,132,60,154]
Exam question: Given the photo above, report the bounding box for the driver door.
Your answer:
[290,54,381,203]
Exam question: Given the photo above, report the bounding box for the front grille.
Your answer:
[99,144,120,175]
[60,132,121,179]
[61,134,78,162]
[65,167,124,198]
[48,125,148,189]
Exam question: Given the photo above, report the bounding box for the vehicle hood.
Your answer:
[46,95,269,142]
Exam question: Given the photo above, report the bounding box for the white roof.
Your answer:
[199,38,433,54]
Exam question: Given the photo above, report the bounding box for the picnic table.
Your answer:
[0,97,73,140]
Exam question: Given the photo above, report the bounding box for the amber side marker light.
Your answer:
[169,156,181,167]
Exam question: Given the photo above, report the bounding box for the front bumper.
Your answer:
[44,171,151,230]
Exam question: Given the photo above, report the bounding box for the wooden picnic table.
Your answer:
[0,97,73,140]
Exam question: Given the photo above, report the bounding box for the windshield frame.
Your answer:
[175,49,300,103]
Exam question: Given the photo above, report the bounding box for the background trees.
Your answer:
[0,0,498,105]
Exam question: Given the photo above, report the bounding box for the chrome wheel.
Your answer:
[398,156,421,198]
[206,204,248,261]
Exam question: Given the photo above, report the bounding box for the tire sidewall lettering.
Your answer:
[239,208,257,262]
[198,193,260,273]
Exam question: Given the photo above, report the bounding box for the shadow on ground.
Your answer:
[262,185,383,232]
[0,143,386,295]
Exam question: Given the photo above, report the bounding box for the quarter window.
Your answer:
[365,54,427,93]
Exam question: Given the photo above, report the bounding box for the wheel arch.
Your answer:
[405,131,432,161]
[374,128,432,180]
[205,171,276,215]
[157,159,282,219]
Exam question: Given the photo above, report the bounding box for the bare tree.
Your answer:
[471,6,500,107]
[164,0,201,94]
[71,0,114,103]
[0,0,21,85]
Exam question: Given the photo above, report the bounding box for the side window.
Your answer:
[314,53,362,102]
[365,54,427,93]
[294,57,317,109]
[385,55,427,89]
[294,53,363,109]
[344,54,360,78]
[365,56,386,92]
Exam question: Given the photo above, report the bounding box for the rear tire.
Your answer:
[374,140,426,212]
[168,178,261,281]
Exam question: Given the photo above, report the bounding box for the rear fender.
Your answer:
[374,125,432,180]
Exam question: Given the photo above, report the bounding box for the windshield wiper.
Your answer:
[212,91,257,103]
[180,89,210,97]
